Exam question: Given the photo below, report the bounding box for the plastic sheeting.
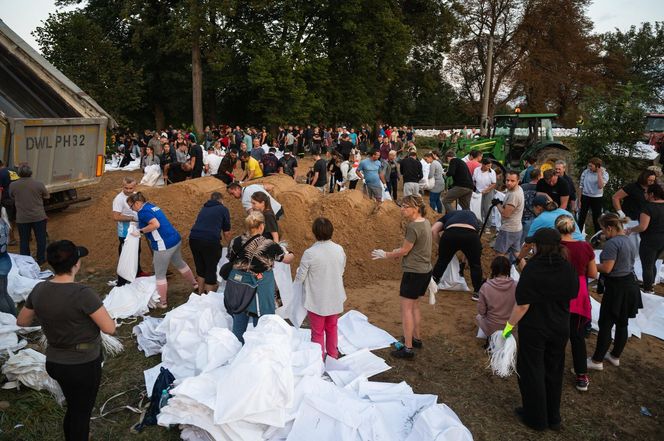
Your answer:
[144,293,472,441]
[337,310,396,354]
[103,276,160,319]
[1,348,64,404]
[591,291,664,341]
[133,316,166,357]
[8,253,49,303]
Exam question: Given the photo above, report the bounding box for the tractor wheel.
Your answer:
[536,147,572,175]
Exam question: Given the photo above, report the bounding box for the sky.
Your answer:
[0,0,662,53]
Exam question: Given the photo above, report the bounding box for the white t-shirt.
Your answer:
[241,184,282,214]
[112,191,138,238]
[473,167,496,192]
[204,153,222,175]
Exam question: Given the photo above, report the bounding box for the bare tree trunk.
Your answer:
[155,103,165,130]
[191,0,203,137]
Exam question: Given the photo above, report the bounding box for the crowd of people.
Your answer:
[2,120,661,439]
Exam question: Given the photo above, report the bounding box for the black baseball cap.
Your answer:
[525,228,561,245]
[47,240,89,269]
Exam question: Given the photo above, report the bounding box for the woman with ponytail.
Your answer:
[371,195,432,359]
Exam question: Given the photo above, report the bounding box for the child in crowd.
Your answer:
[476,256,516,339]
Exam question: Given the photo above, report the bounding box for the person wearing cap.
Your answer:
[17,240,116,441]
[278,150,298,179]
[519,195,583,250]
[127,192,199,308]
[503,228,579,431]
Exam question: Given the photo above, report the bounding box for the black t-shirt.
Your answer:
[25,281,103,364]
[642,202,664,237]
[536,178,570,206]
[313,158,327,187]
[438,210,480,230]
[447,158,474,189]
[622,182,647,220]
[278,156,298,177]
[515,255,579,332]
[400,157,423,183]
[262,210,279,239]
[189,144,204,177]
[338,141,354,160]
[561,174,576,201]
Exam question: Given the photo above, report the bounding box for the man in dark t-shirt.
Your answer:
[188,138,204,179]
[536,169,569,209]
[442,150,474,213]
[311,153,327,191]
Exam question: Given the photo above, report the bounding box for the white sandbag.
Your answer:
[470,191,482,220]
[7,255,44,303]
[117,225,140,283]
[103,276,160,319]
[591,292,664,341]
[487,331,517,377]
[0,312,28,352]
[277,281,307,329]
[140,164,162,186]
[1,348,64,404]
[382,183,393,201]
[337,310,396,355]
[405,403,474,441]
[10,253,41,279]
[325,348,391,387]
[202,328,242,373]
[133,316,166,357]
[492,191,505,229]
[437,255,470,291]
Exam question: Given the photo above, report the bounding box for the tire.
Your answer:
[536,147,572,175]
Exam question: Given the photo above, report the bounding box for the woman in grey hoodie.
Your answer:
[476,256,516,337]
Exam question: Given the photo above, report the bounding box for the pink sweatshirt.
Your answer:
[476,277,517,337]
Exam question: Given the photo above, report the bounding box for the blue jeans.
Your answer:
[18,219,47,264]
[429,192,442,213]
[0,253,15,316]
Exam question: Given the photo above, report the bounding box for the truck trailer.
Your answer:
[0,19,117,210]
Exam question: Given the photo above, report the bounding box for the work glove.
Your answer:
[617,209,626,219]
[371,249,387,260]
[502,322,514,339]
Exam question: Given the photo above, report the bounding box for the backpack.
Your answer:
[131,367,175,432]
[261,154,279,175]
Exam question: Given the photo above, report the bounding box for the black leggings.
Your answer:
[569,313,588,375]
[639,234,664,291]
[45,355,102,441]
[578,195,603,233]
[432,227,483,292]
[592,305,629,362]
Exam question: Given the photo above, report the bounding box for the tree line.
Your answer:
[35,0,663,134]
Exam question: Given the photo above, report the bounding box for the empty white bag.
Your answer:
[117,224,140,283]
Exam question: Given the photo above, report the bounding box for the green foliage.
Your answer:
[575,83,650,202]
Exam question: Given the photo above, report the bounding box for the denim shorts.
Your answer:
[494,229,522,255]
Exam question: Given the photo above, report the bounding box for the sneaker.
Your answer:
[587,357,604,371]
[575,374,589,392]
[604,353,620,367]
[400,336,423,349]
[390,346,415,359]
[471,292,480,301]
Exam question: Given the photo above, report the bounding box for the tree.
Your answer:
[34,10,144,126]
[575,83,650,200]
[602,22,664,107]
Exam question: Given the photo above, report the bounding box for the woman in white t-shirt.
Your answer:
[473,158,497,221]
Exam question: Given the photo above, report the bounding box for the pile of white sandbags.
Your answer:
[136,290,473,440]
[1,348,64,404]
[7,253,51,303]
[103,276,161,320]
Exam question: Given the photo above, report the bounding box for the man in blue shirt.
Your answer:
[357,150,385,202]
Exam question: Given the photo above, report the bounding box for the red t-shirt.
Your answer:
[562,240,594,276]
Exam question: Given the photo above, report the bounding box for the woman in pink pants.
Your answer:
[295,217,347,359]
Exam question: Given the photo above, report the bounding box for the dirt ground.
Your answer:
[1,166,663,440]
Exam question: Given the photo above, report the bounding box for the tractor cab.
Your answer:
[492,113,560,169]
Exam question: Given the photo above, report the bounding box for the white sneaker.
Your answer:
[604,353,620,367]
[587,357,604,371]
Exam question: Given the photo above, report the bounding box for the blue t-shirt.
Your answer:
[349,133,358,145]
[138,203,181,251]
[358,158,382,186]
[189,200,231,243]
[528,208,583,240]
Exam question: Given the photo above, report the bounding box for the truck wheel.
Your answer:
[536,147,572,175]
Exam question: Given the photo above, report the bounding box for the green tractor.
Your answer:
[448,113,571,177]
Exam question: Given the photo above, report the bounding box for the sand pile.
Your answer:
[50,173,439,288]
